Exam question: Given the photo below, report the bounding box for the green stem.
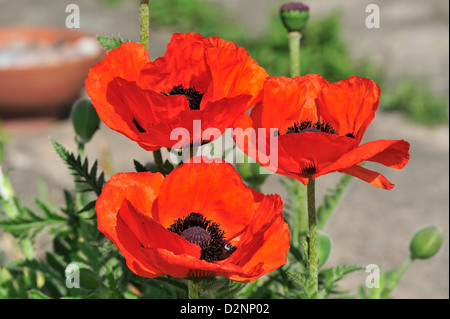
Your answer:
[288,31,302,77]
[298,189,308,236]
[288,30,306,247]
[384,257,413,296]
[75,139,86,211]
[140,0,149,51]
[153,149,164,171]
[188,280,199,299]
[306,174,318,296]
[399,257,413,275]
[77,139,85,159]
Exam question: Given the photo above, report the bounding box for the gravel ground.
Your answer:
[0,0,448,298]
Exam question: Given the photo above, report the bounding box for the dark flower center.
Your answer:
[181,226,211,246]
[163,85,204,111]
[285,120,337,135]
[167,212,236,262]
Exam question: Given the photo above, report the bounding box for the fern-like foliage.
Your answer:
[0,197,66,238]
[133,159,175,176]
[320,264,366,296]
[286,271,325,299]
[199,277,246,299]
[51,139,105,198]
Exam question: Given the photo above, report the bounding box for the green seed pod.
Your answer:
[79,268,99,290]
[280,2,310,33]
[71,98,100,143]
[410,226,444,260]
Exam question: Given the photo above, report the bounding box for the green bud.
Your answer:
[410,226,444,260]
[71,98,100,143]
[66,262,99,290]
[280,2,310,33]
[79,268,99,290]
[318,231,331,268]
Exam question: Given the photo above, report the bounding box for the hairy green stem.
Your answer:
[140,0,149,51]
[298,188,308,236]
[288,31,302,77]
[306,174,318,296]
[188,280,199,299]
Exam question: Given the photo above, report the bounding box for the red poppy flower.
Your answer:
[85,32,268,151]
[234,74,410,190]
[95,159,290,282]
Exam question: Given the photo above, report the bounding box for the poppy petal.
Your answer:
[316,76,380,140]
[251,76,311,133]
[96,171,164,245]
[225,194,290,282]
[114,214,164,277]
[277,132,359,179]
[115,200,201,278]
[316,139,410,178]
[139,95,251,149]
[140,32,212,93]
[204,40,268,109]
[135,246,248,280]
[156,160,257,240]
[106,77,190,150]
[107,77,190,125]
[118,200,200,256]
[340,165,395,190]
[85,42,150,140]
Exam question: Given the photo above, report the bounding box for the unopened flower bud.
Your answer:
[71,98,100,143]
[410,226,444,260]
[280,2,310,33]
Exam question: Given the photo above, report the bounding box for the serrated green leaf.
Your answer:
[105,264,123,299]
[286,271,318,299]
[133,159,149,172]
[50,138,69,161]
[89,161,98,181]
[162,160,175,175]
[45,252,66,275]
[28,289,51,299]
[320,264,365,294]
[35,199,56,219]
[0,201,66,238]
[51,139,105,196]
[53,236,72,260]
[97,35,129,51]
[76,200,96,215]
[20,238,35,260]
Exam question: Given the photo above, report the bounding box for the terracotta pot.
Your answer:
[0,26,105,118]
